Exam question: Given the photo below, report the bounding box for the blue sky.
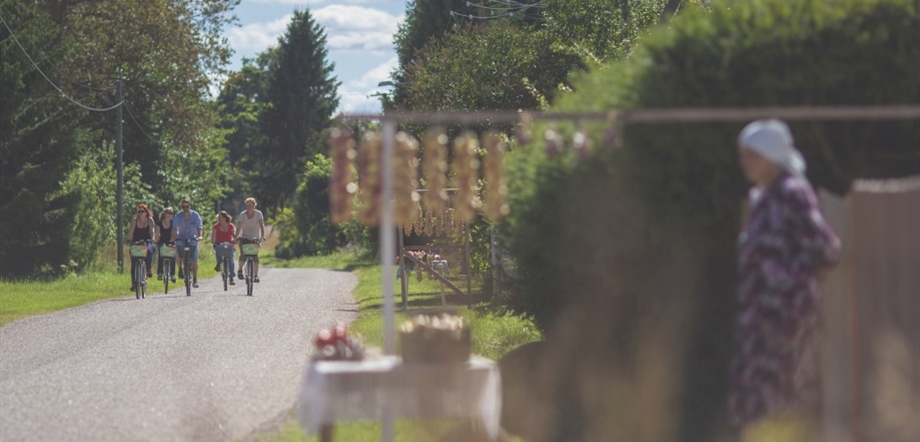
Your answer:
[225,0,408,114]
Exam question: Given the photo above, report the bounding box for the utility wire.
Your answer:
[0,13,123,112]
[124,102,162,145]
[449,11,516,20]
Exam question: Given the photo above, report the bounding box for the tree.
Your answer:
[217,52,274,211]
[394,0,470,70]
[1,2,85,276]
[1,0,238,276]
[257,9,339,213]
[401,23,581,112]
[541,0,664,62]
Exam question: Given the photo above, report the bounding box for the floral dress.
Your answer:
[729,173,841,425]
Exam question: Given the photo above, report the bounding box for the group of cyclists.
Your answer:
[126,197,266,293]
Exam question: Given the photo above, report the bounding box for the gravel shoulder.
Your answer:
[0,267,358,442]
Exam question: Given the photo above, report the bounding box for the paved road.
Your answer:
[0,267,358,442]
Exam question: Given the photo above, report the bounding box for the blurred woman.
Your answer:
[729,119,841,442]
[127,203,157,292]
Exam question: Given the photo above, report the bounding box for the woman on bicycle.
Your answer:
[211,211,236,285]
[236,197,265,283]
[127,204,157,292]
[156,207,177,283]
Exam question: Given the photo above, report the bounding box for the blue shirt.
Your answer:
[173,210,203,240]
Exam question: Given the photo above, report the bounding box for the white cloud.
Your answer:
[249,0,400,4]
[335,57,398,114]
[348,56,398,89]
[227,15,290,52]
[314,5,402,51]
[227,5,401,54]
[338,92,382,115]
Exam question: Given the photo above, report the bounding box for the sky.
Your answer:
[224,0,408,115]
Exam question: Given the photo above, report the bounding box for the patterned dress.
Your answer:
[729,173,841,426]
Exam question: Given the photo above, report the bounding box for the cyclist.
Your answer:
[156,206,177,283]
[235,197,265,283]
[173,198,203,288]
[210,210,236,285]
[127,203,156,292]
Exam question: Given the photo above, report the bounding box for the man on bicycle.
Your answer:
[235,197,265,283]
[173,198,203,288]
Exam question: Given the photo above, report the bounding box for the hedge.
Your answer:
[500,0,919,439]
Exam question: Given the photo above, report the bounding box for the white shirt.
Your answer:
[237,210,264,239]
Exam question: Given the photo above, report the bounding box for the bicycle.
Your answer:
[177,237,200,297]
[214,241,235,291]
[239,237,263,297]
[129,240,151,300]
[159,242,177,294]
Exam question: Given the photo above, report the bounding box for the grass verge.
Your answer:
[0,247,223,327]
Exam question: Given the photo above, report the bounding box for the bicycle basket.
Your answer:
[215,243,234,259]
[129,244,148,258]
[159,244,177,258]
[240,242,260,256]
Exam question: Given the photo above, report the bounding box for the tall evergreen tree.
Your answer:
[258,9,339,213]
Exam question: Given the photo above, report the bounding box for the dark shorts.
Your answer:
[175,239,199,261]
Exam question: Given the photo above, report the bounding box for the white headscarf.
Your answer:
[737,119,806,176]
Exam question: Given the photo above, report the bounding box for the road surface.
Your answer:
[0,267,358,441]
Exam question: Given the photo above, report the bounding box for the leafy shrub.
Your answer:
[56,141,155,273]
[502,0,919,439]
[275,154,345,258]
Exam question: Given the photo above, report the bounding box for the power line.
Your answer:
[449,11,515,20]
[451,0,547,21]
[0,13,123,112]
[124,102,162,145]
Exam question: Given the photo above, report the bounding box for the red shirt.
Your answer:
[212,222,235,244]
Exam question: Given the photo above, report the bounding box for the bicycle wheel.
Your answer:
[135,260,142,300]
[246,258,254,296]
[163,259,171,294]
[222,257,229,291]
[184,251,192,296]
[140,260,146,299]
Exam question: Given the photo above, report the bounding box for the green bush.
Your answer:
[502,0,919,439]
[275,154,346,258]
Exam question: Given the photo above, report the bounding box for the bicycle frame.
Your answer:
[159,242,176,294]
[130,240,150,300]
[239,237,262,297]
[215,242,234,292]
[178,238,199,296]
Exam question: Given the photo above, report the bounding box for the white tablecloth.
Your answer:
[297,356,502,439]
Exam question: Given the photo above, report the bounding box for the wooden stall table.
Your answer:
[297,355,501,442]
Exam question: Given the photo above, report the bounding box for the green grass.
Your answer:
[257,250,541,442]
[0,248,222,327]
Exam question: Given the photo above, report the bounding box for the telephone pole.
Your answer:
[116,79,124,273]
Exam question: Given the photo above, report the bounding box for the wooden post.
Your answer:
[397,225,408,310]
[464,223,472,309]
[380,119,396,442]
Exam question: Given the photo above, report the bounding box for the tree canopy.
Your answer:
[0,0,237,276]
[256,9,339,213]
